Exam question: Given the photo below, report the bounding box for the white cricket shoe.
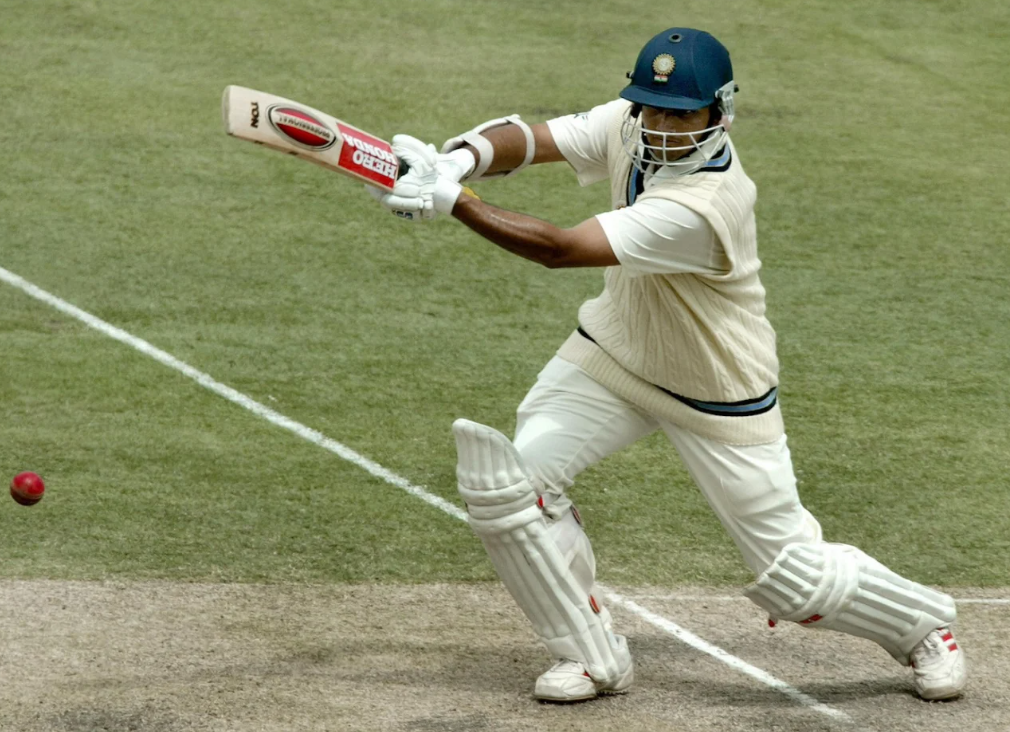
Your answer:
[533,658,634,702]
[910,626,966,700]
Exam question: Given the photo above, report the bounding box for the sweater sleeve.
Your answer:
[546,100,628,187]
[596,198,729,276]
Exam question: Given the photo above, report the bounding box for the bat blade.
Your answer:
[222,85,404,191]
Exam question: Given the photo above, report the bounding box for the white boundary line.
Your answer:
[0,267,466,523]
[1,265,849,723]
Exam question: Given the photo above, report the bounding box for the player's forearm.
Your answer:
[451,195,574,268]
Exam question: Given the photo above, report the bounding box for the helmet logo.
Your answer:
[652,54,676,83]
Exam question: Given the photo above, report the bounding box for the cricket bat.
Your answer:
[222,85,409,191]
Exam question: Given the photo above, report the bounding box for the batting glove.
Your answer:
[369,135,462,221]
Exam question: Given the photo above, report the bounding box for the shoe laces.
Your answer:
[549,659,587,674]
[911,628,950,668]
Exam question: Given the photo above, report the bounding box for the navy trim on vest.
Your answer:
[575,326,777,417]
[695,145,731,173]
[627,165,646,205]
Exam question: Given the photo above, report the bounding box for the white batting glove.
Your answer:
[436,148,477,183]
[370,135,463,220]
[365,184,424,221]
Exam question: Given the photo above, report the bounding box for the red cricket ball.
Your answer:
[10,472,45,506]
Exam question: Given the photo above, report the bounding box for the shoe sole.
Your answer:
[535,687,630,703]
[535,693,598,703]
[918,688,963,701]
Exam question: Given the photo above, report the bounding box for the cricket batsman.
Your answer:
[369,27,967,703]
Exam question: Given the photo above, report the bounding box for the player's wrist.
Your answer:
[433,177,463,215]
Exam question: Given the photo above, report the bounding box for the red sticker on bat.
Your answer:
[268,106,336,149]
[336,123,399,190]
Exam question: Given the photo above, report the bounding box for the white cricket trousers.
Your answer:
[514,357,822,577]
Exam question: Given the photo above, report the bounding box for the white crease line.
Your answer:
[606,592,850,721]
[1,265,850,723]
[630,595,745,602]
[630,594,1010,606]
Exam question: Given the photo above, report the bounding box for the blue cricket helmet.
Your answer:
[620,28,734,110]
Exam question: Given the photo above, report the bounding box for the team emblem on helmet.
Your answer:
[652,54,676,83]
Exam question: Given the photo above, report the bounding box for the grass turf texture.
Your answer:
[1,0,1008,587]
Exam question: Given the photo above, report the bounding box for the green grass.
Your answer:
[1,0,1008,587]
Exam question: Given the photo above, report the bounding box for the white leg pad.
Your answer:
[453,418,630,683]
[744,542,956,665]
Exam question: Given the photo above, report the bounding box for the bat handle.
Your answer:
[397,158,410,178]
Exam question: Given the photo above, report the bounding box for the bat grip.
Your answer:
[392,157,479,200]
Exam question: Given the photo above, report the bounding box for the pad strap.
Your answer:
[454,419,630,682]
[744,543,956,665]
[441,115,536,182]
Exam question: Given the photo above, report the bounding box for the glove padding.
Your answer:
[367,135,463,221]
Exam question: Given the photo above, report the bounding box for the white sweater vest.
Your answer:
[556,102,784,445]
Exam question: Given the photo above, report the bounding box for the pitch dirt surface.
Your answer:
[1,582,1006,732]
